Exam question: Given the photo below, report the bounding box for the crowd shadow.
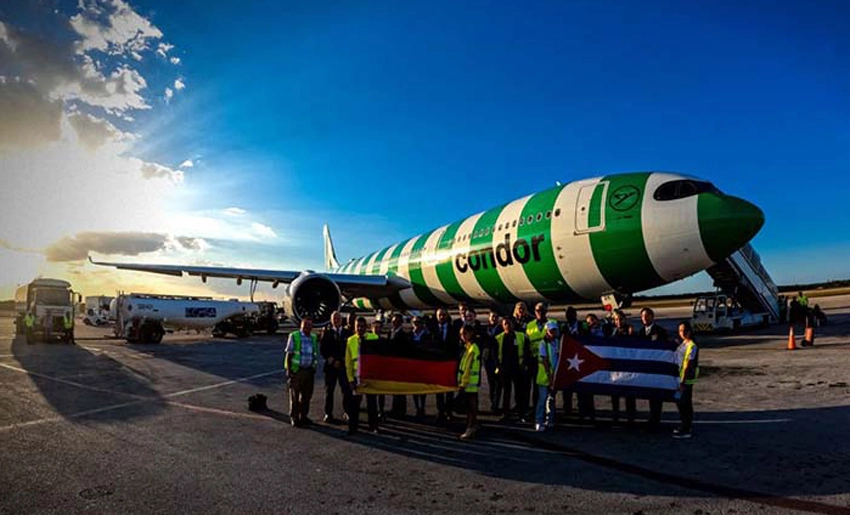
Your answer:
[249,397,850,503]
[10,335,165,423]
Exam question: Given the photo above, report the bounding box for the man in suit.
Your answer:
[638,307,670,431]
[435,308,460,424]
[319,310,352,424]
[388,313,409,417]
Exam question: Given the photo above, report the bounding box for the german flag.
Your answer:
[357,339,459,394]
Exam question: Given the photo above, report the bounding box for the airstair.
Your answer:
[706,243,781,322]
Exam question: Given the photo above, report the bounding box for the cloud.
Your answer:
[0,80,63,150]
[0,20,152,120]
[251,222,278,239]
[67,111,131,151]
[140,162,184,183]
[169,56,180,65]
[70,0,163,57]
[223,207,246,216]
[179,159,193,168]
[44,231,170,262]
[164,86,173,102]
[175,236,207,250]
[156,42,173,58]
[174,78,185,90]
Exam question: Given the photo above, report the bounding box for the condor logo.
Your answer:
[455,234,546,273]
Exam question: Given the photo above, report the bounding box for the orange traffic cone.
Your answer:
[804,326,815,347]
[787,326,797,350]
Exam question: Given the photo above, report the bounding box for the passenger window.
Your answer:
[554,208,561,217]
[545,210,551,219]
[536,213,543,222]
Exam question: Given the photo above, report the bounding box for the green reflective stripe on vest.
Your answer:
[287,332,318,374]
[63,315,73,329]
[525,318,556,358]
[495,332,526,364]
[24,315,35,328]
[458,343,481,392]
[536,340,557,386]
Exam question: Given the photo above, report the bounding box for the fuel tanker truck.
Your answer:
[114,293,259,343]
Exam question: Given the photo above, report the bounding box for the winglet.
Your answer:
[323,224,340,271]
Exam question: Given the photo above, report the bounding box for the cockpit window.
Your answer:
[653,180,720,201]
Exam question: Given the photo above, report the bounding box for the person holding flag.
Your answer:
[457,324,481,441]
[674,321,699,439]
[345,317,380,435]
[535,321,560,432]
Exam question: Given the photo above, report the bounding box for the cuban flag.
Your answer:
[553,334,680,401]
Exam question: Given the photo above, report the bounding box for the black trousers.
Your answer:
[611,396,637,423]
[501,370,526,416]
[436,392,455,418]
[527,363,539,414]
[390,395,407,416]
[346,393,378,433]
[676,385,694,432]
[413,395,426,415]
[324,365,345,417]
[484,359,501,411]
[648,398,663,428]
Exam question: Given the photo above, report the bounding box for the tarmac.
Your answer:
[1,295,849,514]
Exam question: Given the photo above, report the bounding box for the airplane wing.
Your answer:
[88,257,411,299]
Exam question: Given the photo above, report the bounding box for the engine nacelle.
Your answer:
[283,272,341,326]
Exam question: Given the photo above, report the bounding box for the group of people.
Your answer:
[786,291,828,334]
[284,302,699,441]
[20,311,75,344]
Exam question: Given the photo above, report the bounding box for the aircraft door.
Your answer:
[575,181,608,233]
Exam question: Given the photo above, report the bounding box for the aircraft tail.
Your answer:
[323,224,340,271]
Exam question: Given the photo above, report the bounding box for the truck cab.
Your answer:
[15,278,79,342]
[692,292,769,333]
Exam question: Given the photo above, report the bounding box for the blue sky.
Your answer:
[1,0,849,298]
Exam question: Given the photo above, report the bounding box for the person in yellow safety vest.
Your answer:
[534,321,560,432]
[526,302,558,420]
[285,317,319,428]
[495,318,530,422]
[798,291,809,308]
[345,316,380,435]
[23,311,36,344]
[62,312,75,345]
[674,321,699,439]
[457,324,481,441]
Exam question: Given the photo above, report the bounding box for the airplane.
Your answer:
[92,171,765,325]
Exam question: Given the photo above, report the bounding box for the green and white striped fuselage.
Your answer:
[335,171,764,311]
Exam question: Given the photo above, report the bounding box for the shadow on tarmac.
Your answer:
[10,335,165,422]
[249,401,850,505]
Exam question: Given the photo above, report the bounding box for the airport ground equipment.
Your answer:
[114,293,259,343]
[251,301,280,335]
[83,295,114,326]
[14,278,80,342]
[692,292,769,333]
[706,243,781,324]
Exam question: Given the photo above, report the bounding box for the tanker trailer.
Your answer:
[114,293,259,343]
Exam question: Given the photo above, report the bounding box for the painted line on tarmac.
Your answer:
[0,362,146,399]
[0,367,284,432]
[165,401,270,421]
[501,429,850,515]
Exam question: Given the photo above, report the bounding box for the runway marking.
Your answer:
[0,366,284,432]
[165,401,270,421]
[694,418,792,424]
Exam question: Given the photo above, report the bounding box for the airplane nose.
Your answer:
[698,194,765,263]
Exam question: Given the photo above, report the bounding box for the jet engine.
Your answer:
[284,272,341,326]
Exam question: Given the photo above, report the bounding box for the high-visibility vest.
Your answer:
[536,338,558,386]
[525,318,557,357]
[495,332,527,365]
[286,332,318,374]
[346,333,378,384]
[24,314,35,328]
[798,295,809,308]
[458,342,481,393]
[63,314,74,330]
[679,339,700,385]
